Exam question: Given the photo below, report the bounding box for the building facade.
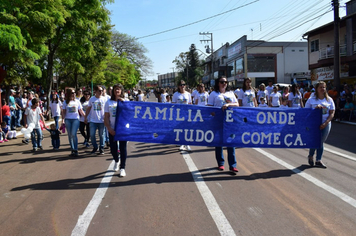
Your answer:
[157,72,178,88]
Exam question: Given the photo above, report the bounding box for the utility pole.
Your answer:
[200,32,214,84]
[332,0,340,93]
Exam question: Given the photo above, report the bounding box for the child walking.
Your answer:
[45,123,61,150]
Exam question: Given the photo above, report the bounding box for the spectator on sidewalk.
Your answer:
[84,85,106,155]
[24,98,46,151]
[104,84,129,177]
[1,121,17,141]
[1,99,11,127]
[15,91,23,128]
[62,88,84,157]
[340,98,354,121]
[9,89,17,130]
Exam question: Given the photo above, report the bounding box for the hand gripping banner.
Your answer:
[114,102,322,149]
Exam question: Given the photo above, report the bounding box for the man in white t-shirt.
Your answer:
[84,85,107,155]
[24,98,46,151]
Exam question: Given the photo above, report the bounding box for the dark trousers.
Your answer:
[52,138,60,148]
[109,134,127,169]
[79,121,90,142]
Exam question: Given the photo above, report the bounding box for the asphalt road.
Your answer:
[0,95,355,236]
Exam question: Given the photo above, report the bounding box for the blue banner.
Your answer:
[114,102,322,148]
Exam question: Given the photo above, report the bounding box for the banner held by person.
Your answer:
[114,102,321,148]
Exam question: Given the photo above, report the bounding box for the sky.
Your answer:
[106,0,348,81]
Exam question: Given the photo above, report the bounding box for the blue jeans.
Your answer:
[15,109,22,127]
[53,116,60,130]
[65,119,80,151]
[109,134,127,168]
[309,122,331,161]
[3,116,10,126]
[31,128,42,148]
[215,146,237,168]
[90,122,105,149]
[52,139,60,148]
[10,110,16,130]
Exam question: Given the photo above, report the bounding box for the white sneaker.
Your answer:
[113,162,119,172]
[179,145,185,151]
[119,169,126,177]
[186,145,192,152]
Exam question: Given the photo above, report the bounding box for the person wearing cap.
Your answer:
[15,91,24,127]
[9,89,17,130]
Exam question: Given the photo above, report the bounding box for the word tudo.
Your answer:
[173,129,214,143]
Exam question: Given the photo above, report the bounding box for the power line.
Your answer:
[136,0,260,40]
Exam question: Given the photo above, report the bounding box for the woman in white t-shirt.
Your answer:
[136,90,145,102]
[194,83,209,106]
[172,80,192,151]
[160,89,168,103]
[269,86,282,107]
[288,84,304,108]
[62,88,84,157]
[305,81,335,168]
[257,83,269,105]
[49,93,62,129]
[238,78,257,107]
[104,84,129,177]
[207,76,239,173]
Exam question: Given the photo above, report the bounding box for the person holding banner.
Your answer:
[172,80,192,152]
[104,84,129,177]
[305,81,335,168]
[207,76,240,173]
[238,78,258,107]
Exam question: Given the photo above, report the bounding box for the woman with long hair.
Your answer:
[79,91,91,147]
[238,78,257,107]
[172,80,192,151]
[305,81,335,168]
[49,93,62,129]
[61,88,84,157]
[104,84,129,177]
[288,84,304,108]
[207,76,239,173]
[269,86,282,107]
[257,83,268,105]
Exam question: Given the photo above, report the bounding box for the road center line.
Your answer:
[324,147,356,161]
[71,161,116,236]
[181,151,236,236]
[254,148,356,209]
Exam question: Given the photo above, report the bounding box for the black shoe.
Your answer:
[315,161,327,169]
[91,148,98,154]
[73,150,79,157]
[99,149,105,155]
[308,156,314,166]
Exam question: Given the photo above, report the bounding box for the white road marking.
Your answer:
[254,148,356,209]
[324,147,356,161]
[71,161,116,236]
[181,151,236,236]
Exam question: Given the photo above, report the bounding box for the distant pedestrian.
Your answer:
[49,93,62,129]
[62,88,84,157]
[305,81,335,168]
[79,91,91,147]
[104,84,129,177]
[288,84,304,108]
[238,78,257,107]
[24,98,46,151]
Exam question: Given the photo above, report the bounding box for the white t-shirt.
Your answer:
[87,96,106,123]
[172,91,191,104]
[22,98,28,108]
[137,94,144,102]
[279,104,289,109]
[266,85,274,96]
[207,91,237,108]
[62,100,82,120]
[258,103,268,108]
[25,107,42,129]
[104,99,118,129]
[257,90,269,103]
[288,92,303,108]
[160,93,168,103]
[80,100,90,122]
[269,92,282,107]
[194,92,209,106]
[305,97,335,123]
[238,89,256,107]
[191,89,198,99]
[234,89,240,98]
[49,101,62,117]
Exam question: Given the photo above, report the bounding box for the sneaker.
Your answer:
[315,161,327,169]
[119,169,126,177]
[85,142,90,148]
[218,166,224,171]
[33,147,37,152]
[73,151,79,157]
[12,137,17,139]
[4,139,8,142]
[186,145,192,152]
[38,146,43,150]
[0,140,3,143]
[230,167,239,172]
[91,148,98,154]
[179,145,185,151]
[99,149,105,155]
[308,156,314,167]
[22,139,29,144]
[113,162,119,171]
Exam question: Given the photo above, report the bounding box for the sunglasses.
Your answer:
[180,84,186,86]
[219,81,228,84]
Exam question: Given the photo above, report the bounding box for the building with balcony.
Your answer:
[157,72,178,88]
[302,0,356,86]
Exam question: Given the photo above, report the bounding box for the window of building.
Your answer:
[311,39,319,52]
[227,61,235,78]
[235,58,244,74]
[247,55,275,72]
